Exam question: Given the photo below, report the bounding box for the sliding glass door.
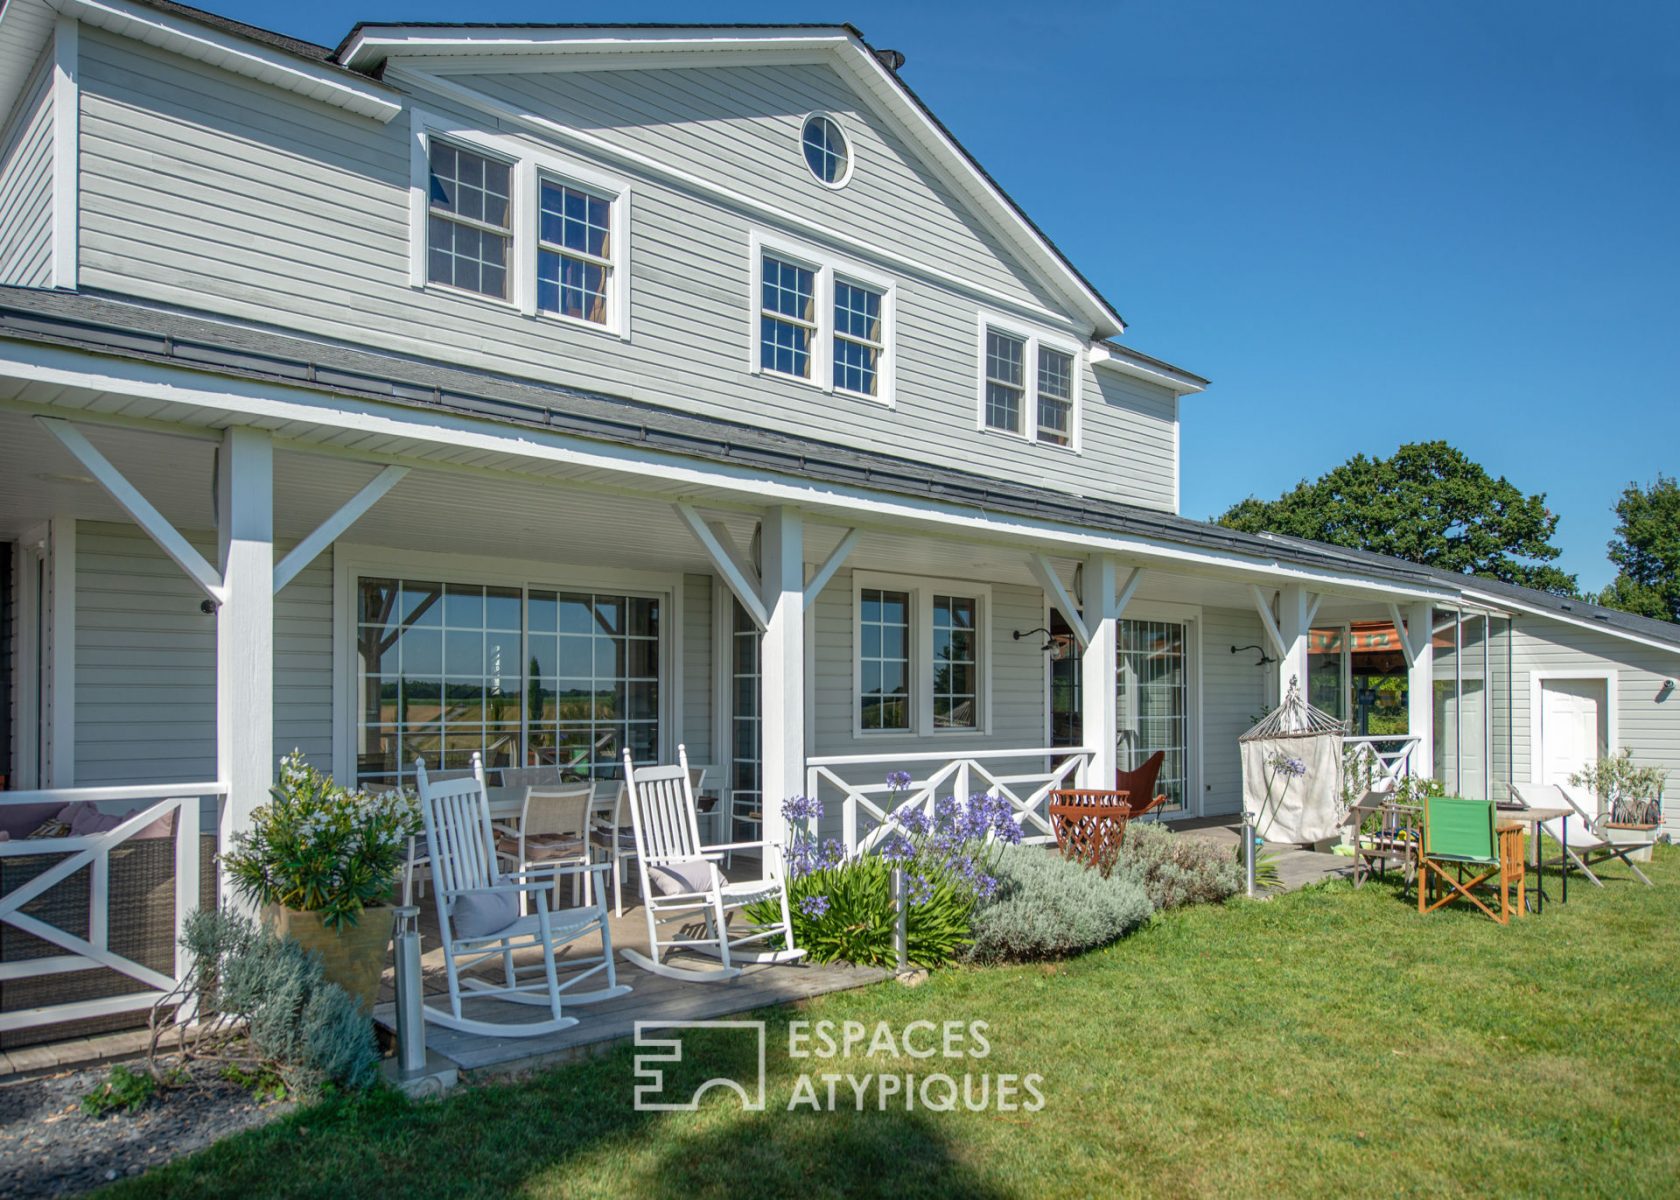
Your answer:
[1117,618,1189,813]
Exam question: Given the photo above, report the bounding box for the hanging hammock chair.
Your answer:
[1240,677,1349,844]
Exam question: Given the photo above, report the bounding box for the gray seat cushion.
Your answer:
[648,858,715,897]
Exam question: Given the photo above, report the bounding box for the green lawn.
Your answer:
[113,848,1680,1199]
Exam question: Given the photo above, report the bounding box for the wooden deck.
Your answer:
[372,896,887,1079]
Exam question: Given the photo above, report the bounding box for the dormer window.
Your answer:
[801,113,852,187]
[977,316,1082,450]
[427,140,512,300]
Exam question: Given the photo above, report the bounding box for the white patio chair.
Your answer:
[618,746,802,983]
[1508,782,1653,887]
[591,765,708,917]
[415,755,629,1037]
[497,781,595,910]
[401,766,476,906]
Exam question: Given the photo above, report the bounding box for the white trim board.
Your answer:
[0,341,1468,606]
[50,17,77,291]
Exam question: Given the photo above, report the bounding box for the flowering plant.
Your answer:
[221,752,420,929]
[752,778,1023,968]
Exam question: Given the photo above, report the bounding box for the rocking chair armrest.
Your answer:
[450,880,564,897]
[700,839,768,854]
[506,862,610,881]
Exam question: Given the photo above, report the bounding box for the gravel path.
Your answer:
[0,1059,294,1198]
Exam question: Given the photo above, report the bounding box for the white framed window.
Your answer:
[749,231,895,406]
[975,313,1083,450]
[409,110,631,338]
[426,139,514,302]
[853,573,990,737]
[800,112,854,188]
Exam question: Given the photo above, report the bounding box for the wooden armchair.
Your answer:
[1346,794,1421,895]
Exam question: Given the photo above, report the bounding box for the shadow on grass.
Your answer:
[101,1010,1008,1200]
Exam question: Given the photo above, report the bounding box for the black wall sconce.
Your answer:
[1659,679,1675,703]
[1015,628,1074,661]
[1231,644,1276,667]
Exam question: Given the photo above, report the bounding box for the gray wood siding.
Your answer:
[72,29,1180,512]
[452,63,1057,312]
[1200,606,1267,816]
[1504,618,1680,837]
[72,522,331,786]
[0,54,53,289]
[681,572,713,768]
[809,568,1048,763]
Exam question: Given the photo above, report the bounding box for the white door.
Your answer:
[1539,678,1608,800]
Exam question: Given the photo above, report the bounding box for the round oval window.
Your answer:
[801,114,850,186]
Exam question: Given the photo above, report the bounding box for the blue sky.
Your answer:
[224,0,1678,593]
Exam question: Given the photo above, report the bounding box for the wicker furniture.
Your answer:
[0,832,217,1049]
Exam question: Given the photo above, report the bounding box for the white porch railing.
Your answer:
[0,783,224,1034]
[1342,736,1421,794]
[805,747,1093,852]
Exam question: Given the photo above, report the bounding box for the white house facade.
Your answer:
[0,0,1676,1044]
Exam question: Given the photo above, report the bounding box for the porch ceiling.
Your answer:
[0,407,1445,614]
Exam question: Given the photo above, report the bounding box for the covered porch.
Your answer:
[0,369,1500,1053]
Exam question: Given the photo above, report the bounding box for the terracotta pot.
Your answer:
[264,904,393,1014]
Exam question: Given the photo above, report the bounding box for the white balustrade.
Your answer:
[1342,736,1420,794]
[804,747,1092,852]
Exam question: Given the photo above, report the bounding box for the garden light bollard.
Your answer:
[392,905,427,1078]
[1243,817,1257,899]
[892,866,908,972]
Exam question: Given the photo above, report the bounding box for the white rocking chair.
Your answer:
[415,755,629,1037]
[619,746,804,983]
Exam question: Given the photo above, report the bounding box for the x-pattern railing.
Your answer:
[805,748,1093,853]
[0,783,222,1033]
[1343,736,1420,795]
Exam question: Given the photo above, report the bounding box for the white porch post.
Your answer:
[1080,555,1120,789]
[1406,601,1435,779]
[216,428,274,853]
[1276,583,1313,703]
[758,506,804,869]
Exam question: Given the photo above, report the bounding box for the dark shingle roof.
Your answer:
[0,286,1673,653]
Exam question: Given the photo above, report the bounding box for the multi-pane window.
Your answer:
[981,323,1079,447]
[859,588,911,731]
[537,180,612,325]
[760,255,817,378]
[730,599,763,842]
[427,142,512,300]
[801,114,850,185]
[1117,619,1188,812]
[932,595,978,729]
[833,279,884,397]
[527,591,659,780]
[1036,348,1074,446]
[354,578,660,788]
[984,329,1026,434]
[355,579,523,789]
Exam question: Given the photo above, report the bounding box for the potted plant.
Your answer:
[1570,750,1666,864]
[221,751,419,1012]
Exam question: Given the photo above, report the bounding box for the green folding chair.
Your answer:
[1419,795,1520,925]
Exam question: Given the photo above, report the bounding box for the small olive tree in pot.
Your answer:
[1571,749,1667,862]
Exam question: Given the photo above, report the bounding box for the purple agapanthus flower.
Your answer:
[782,794,824,823]
[886,770,913,791]
[799,894,830,918]
[907,873,934,907]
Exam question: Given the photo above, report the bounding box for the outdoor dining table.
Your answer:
[1495,804,1570,913]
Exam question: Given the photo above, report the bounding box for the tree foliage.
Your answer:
[1598,475,1680,624]
[1217,441,1577,595]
